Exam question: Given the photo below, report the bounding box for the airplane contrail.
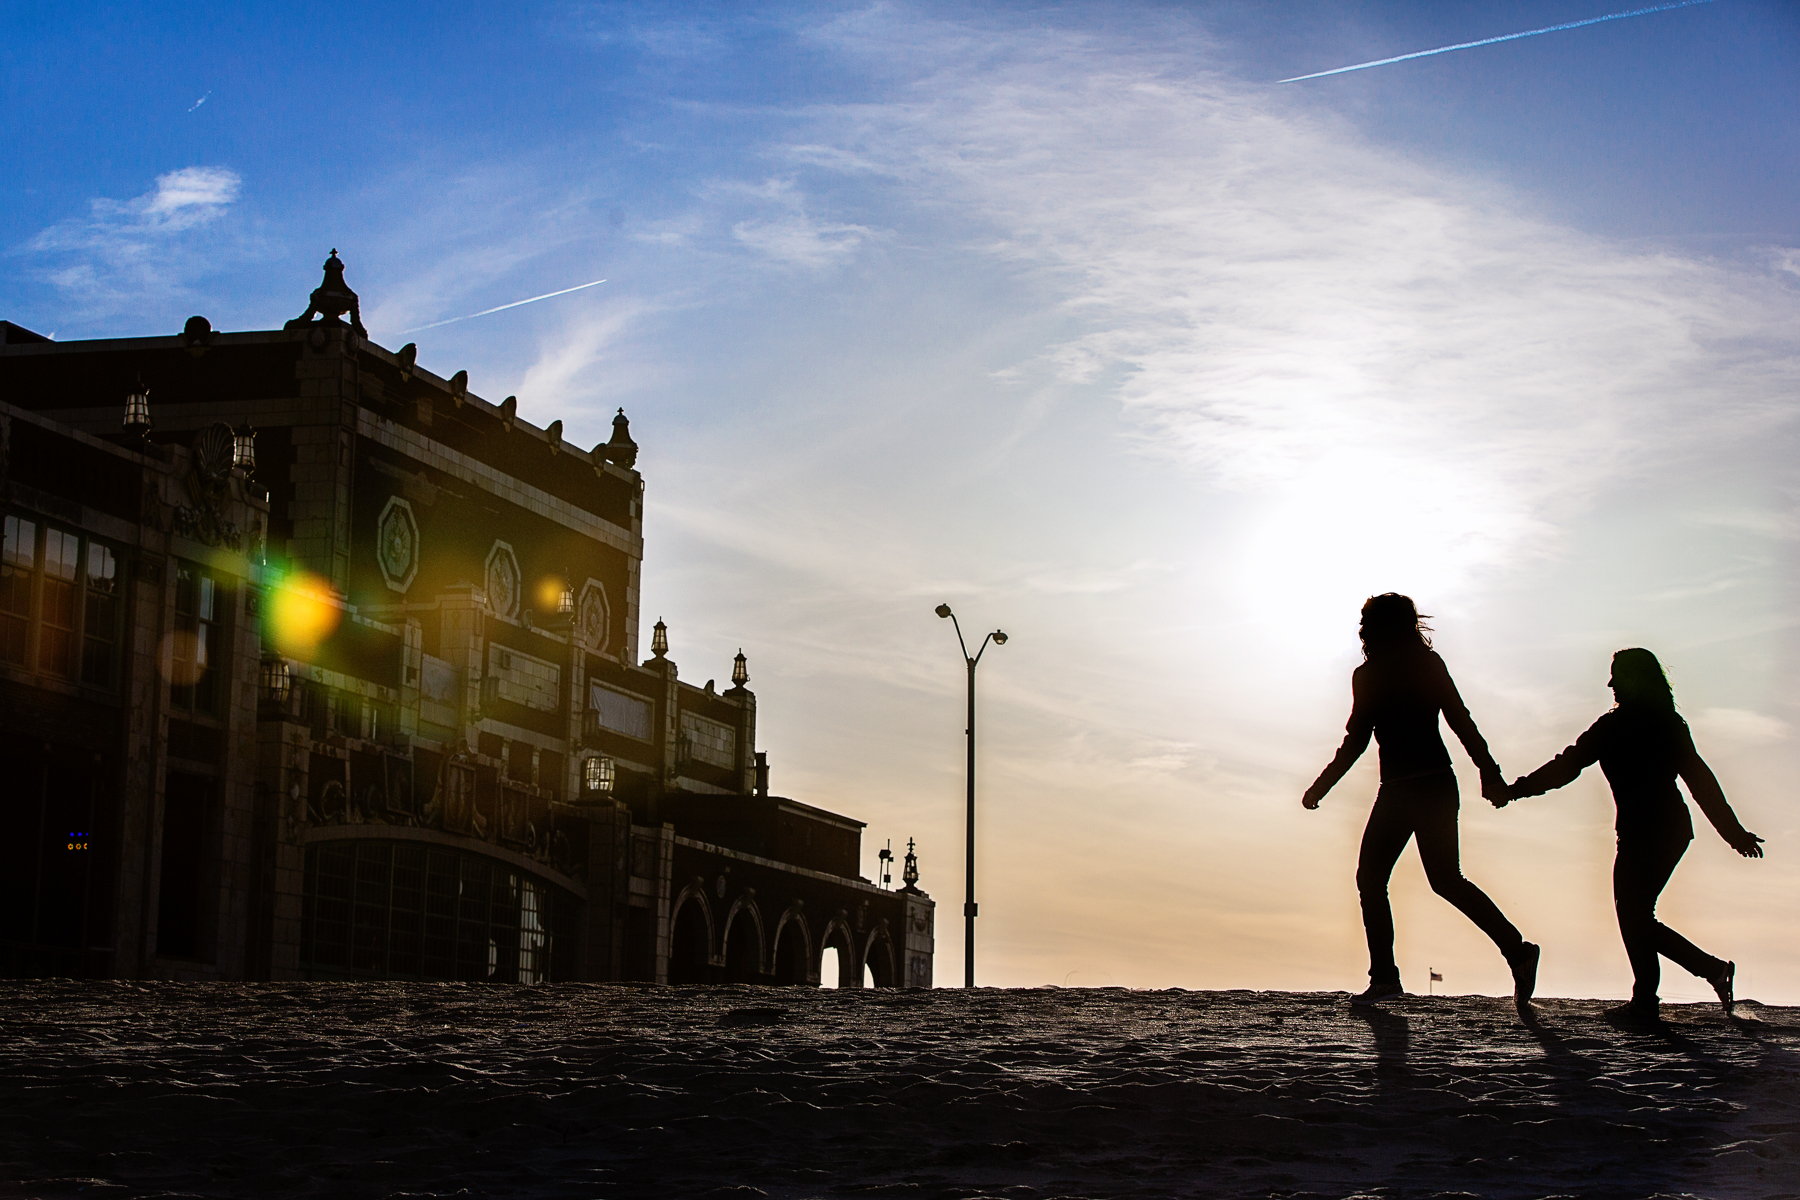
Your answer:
[1278,0,1717,83]
[400,278,607,334]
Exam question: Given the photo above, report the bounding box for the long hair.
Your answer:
[1611,647,1676,713]
[1359,593,1433,659]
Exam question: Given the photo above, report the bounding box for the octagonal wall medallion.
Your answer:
[485,541,521,621]
[577,580,610,653]
[376,496,419,593]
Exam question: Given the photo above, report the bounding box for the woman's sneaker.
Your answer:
[1351,981,1404,1006]
[1711,961,1736,1016]
[1510,942,1541,1005]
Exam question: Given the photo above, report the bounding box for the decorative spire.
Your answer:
[285,249,367,337]
[606,407,638,469]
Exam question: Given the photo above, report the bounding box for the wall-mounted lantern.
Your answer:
[123,382,151,437]
[233,424,257,472]
[583,755,615,795]
[260,656,293,706]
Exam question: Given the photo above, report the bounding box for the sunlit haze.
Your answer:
[6,0,1798,1001]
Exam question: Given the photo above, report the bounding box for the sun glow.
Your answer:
[1229,448,1541,659]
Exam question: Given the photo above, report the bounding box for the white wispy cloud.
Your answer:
[357,159,613,338]
[514,299,654,425]
[714,177,877,269]
[731,214,874,268]
[787,22,1800,631]
[17,166,246,316]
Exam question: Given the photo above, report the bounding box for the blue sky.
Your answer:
[7,1,1800,999]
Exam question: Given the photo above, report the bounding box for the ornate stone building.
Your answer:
[0,257,934,987]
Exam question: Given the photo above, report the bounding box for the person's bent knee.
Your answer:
[1424,870,1469,898]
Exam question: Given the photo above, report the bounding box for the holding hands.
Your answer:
[1481,765,1514,808]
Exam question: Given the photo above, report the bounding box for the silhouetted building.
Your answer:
[0,258,933,986]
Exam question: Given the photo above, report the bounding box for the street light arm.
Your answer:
[946,610,972,662]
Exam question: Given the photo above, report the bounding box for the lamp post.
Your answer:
[935,603,1007,988]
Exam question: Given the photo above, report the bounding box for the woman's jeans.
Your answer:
[1615,831,1725,1005]
[1357,771,1525,986]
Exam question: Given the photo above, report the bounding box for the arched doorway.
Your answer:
[819,920,856,988]
[772,913,810,984]
[862,927,898,988]
[668,892,712,984]
[722,902,763,983]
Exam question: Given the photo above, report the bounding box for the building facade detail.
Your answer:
[484,541,521,620]
[0,258,932,988]
[577,579,609,652]
[375,496,418,592]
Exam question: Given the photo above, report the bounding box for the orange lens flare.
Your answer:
[265,570,342,659]
[534,575,566,612]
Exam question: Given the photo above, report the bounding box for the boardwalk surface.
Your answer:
[1,982,1796,1198]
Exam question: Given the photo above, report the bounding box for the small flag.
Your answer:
[1429,970,1443,982]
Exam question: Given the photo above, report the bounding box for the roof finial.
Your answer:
[605,408,639,469]
[285,249,366,337]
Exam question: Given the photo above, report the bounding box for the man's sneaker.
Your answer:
[1605,1000,1662,1025]
[1351,981,1404,1006]
[1510,941,1541,1005]
[1711,961,1736,1016]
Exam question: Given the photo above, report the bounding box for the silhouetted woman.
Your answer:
[1506,648,1762,1021]
[1304,593,1538,1006]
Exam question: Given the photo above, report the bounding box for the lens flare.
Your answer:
[265,570,342,659]
[534,575,567,613]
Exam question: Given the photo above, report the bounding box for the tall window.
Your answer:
[39,528,79,679]
[81,545,119,688]
[171,561,223,715]
[0,515,122,688]
[1,516,31,666]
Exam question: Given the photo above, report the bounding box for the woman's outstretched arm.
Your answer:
[1303,670,1372,809]
[1677,730,1765,858]
[1430,653,1507,802]
[1509,720,1603,802]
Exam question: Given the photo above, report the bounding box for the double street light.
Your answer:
[935,603,1007,988]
